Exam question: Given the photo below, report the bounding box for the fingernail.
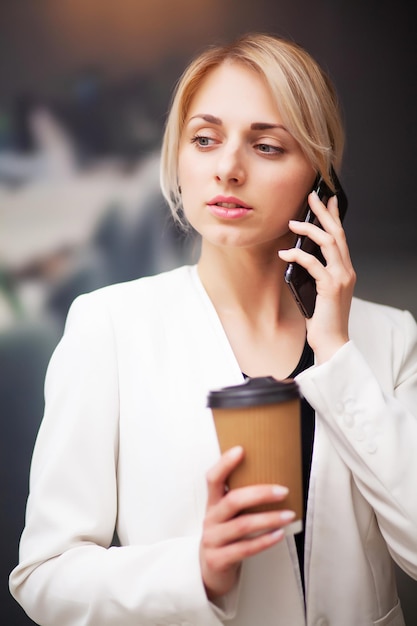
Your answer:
[228,446,243,458]
[272,485,289,497]
[280,510,296,522]
[271,529,285,541]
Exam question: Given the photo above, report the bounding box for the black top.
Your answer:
[289,340,314,593]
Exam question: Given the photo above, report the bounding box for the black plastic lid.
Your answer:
[207,376,300,409]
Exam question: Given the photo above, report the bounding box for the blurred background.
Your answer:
[1,1,416,623]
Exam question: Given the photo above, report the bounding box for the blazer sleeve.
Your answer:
[9,292,232,626]
[296,309,417,579]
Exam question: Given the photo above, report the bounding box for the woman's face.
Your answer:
[177,61,316,252]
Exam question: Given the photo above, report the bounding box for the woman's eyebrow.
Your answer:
[188,113,222,125]
[250,122,288,132]
[187,114,288,133]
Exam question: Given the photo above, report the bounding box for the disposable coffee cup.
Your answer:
[207,376,303,535]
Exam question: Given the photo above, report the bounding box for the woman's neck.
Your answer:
[197,242,306,379]
[197,242,301,326]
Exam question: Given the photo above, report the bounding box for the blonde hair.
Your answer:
[160,33,345,225]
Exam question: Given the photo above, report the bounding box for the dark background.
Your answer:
[1,1,416,624]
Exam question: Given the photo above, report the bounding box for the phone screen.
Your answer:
[284,168,348,318]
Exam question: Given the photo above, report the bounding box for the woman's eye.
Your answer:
[256,143,283,154]
[191,135,215,147]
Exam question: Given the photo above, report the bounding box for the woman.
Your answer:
[10,33,417,626]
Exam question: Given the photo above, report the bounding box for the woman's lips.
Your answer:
[207,196,253,219]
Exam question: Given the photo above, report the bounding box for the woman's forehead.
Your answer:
[184,62,283,125]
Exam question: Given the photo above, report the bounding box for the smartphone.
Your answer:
[284,167,348,318]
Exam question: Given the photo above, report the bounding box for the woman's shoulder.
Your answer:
[351,296,415,327]
[75,265,196,307]
[63,265,198,333]
[350,296,417,350]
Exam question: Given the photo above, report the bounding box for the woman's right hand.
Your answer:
[199,446,296,601]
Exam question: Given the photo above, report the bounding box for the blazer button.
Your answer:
[344,398,355,412]
[366,440,377,454]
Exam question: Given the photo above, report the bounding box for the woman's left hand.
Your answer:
[279,191,356,364]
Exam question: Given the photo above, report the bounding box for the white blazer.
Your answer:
[10,265,417,626]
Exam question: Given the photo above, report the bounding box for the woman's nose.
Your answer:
[214,144,246,185]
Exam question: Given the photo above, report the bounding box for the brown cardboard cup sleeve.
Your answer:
[207,376,303,535]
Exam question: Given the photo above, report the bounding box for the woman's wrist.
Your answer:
[311,336,349,365]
